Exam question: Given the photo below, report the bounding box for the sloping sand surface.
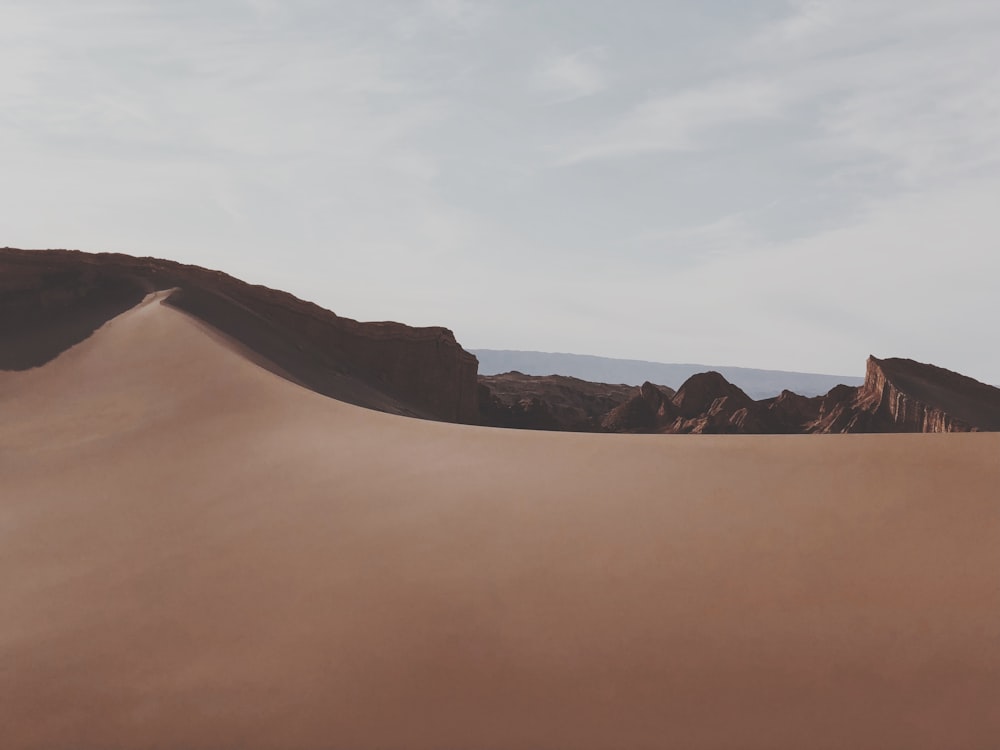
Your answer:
[1,293,998,749]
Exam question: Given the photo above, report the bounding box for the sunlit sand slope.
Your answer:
[1,293,998,749]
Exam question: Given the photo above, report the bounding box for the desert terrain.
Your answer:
[1,255,999,748]
[473,349,865,399]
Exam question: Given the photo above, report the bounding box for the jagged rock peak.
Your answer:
[671,370,753,418]
[639,381,665,405]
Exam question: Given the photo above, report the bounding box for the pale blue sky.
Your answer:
[3,0,998,381]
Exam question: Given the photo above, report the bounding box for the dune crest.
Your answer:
[0,247,479,422]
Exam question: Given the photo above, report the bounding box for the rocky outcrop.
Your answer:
[479,357,1000,434]
[477,383,563,431]
[671,371,753,420]
[589,372,763,435]
[479,372,657,431]
[601,382,677,433]
[0,248,480,423]
[810,356,1000,433]
[759,390,824,434]
[661,372,756,433]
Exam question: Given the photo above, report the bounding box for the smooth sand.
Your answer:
[1,293,998,749]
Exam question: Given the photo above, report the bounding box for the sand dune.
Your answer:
[0,247,479,423]
[2,292,999,749]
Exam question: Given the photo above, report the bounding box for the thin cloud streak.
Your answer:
[557,79,787,163]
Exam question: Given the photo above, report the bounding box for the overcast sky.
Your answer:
[3,0,999,381]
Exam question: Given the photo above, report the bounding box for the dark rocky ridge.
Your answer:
[478,372,672,432]
[809,356,1000,433]
[473,349,865,399]
[478,358,1000,434]
[601,381,678,433]
[0,248,479,423]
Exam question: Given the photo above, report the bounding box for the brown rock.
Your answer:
[671,371,754,419]
[479,372,657,431]
[811,356,1000,433]
[600,381,678,433]
[476,382,564,431]
[0,248,479,423]
[760,390,824,434]
[663,371,756,433]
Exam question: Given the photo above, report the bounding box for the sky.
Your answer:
[2,0,999,382]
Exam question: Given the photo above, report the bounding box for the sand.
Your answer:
[1,292,998,749]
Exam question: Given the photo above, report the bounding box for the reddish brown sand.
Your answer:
[1,293,998,749]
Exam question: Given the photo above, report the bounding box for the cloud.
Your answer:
[558,0,1000,234]
[0,2,469,287]
[629,212,761,267]
[3,0,1000,381]
[534,49,607,101]
[758,0,834,44]
[559,78,787,163]
[812,42,1000,188]
[559,0,1000,173]
[422,0,493,30]
[552,174,1000,380]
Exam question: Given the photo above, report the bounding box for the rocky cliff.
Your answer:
[0,248,480,423]
[809,356,1000,433]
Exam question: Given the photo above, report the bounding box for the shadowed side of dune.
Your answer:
[0,266,152,369]
[0,247,479,422]
[162,286,436,418]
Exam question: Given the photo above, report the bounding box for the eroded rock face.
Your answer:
[479,372,655,431]
[760,390,824,434]
[0,248,480,423]
[479,358,1000,434]
[810,357,1000,433]
[663,372,757,434]
[601,382,677,433]
[477,383,563,431]
[671,371,748,419]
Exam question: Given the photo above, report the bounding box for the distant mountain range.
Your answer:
[471,349,864,400]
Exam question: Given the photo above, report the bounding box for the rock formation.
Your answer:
[601,382,678,433]
[809,356,1000,433]
[664,372,755,433]
[479,358,1000,434]
[0,248,479,423]
[478,372,661,431]
[759,390,824,434]
[477,384,562,431]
